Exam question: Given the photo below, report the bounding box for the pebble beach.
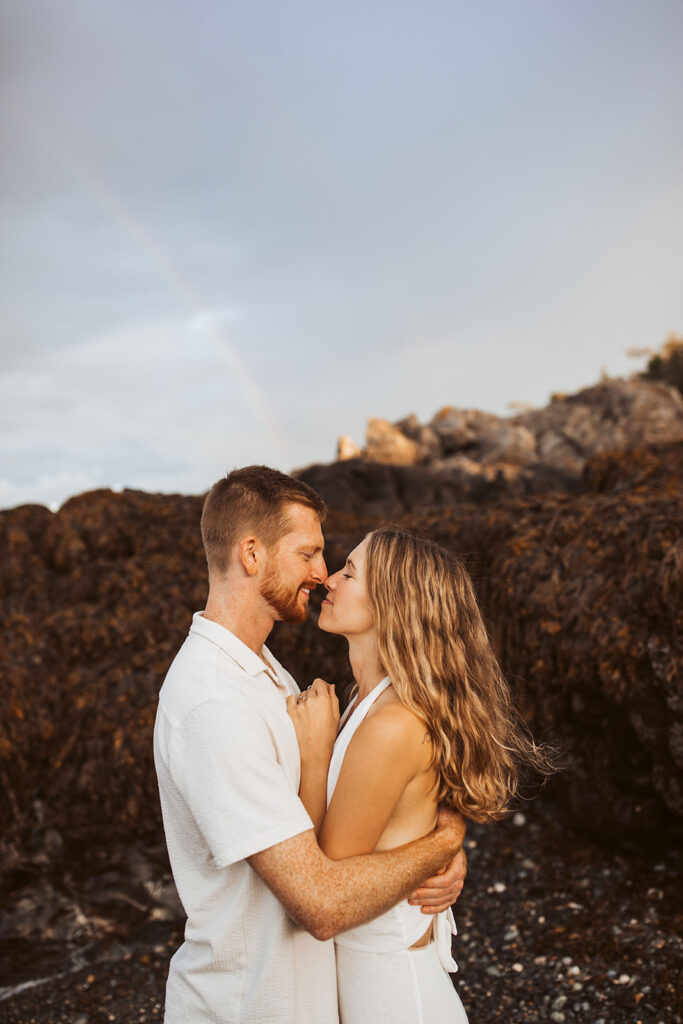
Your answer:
[1,799,680,1024]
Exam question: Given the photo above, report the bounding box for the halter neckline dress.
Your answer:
[328,678,469,1024]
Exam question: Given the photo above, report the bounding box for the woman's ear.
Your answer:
[238,536,260,576]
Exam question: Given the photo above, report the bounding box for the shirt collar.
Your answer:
[190,611,279,681]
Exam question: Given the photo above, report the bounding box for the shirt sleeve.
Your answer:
[171,697,314,867]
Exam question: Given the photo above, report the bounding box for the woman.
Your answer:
[288,527,552,1024]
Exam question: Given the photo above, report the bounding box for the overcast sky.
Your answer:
[1,0,682,510]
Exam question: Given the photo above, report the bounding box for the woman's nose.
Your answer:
[324,571,338,591]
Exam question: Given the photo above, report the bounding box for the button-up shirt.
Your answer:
[154,612,338,1023]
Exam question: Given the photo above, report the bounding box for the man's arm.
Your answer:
[288,685,468,916]
[247,807,466,942]
[409,846,468,914]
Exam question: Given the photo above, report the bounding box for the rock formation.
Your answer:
[513,378,683,473]
[1,358,682,879]
[0,440,681,869]
[365,417,423,465]
[330,377,683,487]
[296,440,683,841]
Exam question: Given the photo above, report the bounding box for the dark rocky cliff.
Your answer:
[296,440,683,841]
[1,439,681,867]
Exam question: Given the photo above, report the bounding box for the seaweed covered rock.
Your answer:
[0,490,207,852]
[414,490,682,836]
[0,443,681,868]
[288,444,683,842]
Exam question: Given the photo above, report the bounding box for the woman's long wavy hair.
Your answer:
[365,527,555,823]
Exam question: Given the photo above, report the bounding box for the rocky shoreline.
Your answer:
[1,365,682,1021]
[1,799,680,1024]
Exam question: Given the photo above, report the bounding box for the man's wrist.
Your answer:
[434,817,466,856]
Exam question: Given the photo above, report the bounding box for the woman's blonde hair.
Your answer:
[365,527,555,823]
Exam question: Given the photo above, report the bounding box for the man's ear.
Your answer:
[238,536,261,577]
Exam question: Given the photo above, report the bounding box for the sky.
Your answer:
[1,0,682,510]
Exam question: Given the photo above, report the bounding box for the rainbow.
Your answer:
[5,97,290,466]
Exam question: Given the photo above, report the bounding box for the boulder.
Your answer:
[365,418,422,465]
[340,377,682,479]
[430,453,524,482]
[425,407,537,466]
[513,378,683,473]
[471,421,537,466]
[430,407,501,452]
[394,415,442,460]
[394,413,422,439]
[337,435,363,461]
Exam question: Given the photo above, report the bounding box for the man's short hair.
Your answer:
[201,465,327,574]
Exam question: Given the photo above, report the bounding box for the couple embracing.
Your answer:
[154,466,545,1023]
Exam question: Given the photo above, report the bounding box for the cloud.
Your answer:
[0,469,105,513]
[0,311,291,510]
[1,0,682,512]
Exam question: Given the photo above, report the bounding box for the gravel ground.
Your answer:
[1,800,680,1024]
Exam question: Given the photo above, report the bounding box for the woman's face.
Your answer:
[318,536,376,639]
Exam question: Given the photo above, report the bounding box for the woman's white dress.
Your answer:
[328,678,470,1024]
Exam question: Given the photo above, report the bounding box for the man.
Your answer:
[154,466,467,1023]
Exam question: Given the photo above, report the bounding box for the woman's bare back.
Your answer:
[356,685,439,852]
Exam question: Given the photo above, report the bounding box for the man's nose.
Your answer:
[312,554,327,582]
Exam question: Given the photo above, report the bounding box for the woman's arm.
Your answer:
[297,757,330,834]
[286,679,339,833]
[290,691,468,915]
[319,703,429,859]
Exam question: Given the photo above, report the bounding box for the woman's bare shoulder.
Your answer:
[361,693,432,765]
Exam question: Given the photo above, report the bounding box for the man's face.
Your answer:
[259,503,327,623]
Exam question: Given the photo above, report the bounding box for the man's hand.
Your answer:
[408,805,467,915]
[408,846,467,914]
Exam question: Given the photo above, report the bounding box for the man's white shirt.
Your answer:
[153,612,339,1023]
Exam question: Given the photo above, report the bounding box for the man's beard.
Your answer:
[260,564,309,624]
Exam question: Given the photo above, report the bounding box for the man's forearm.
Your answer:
[321,817,465,938]
[254,815,466,941]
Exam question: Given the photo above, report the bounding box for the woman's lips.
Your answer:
[322,598,333,606]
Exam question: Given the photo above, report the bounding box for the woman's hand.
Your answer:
[287,678,340,768]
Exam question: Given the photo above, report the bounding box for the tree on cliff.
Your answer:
[639,336,683,395]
